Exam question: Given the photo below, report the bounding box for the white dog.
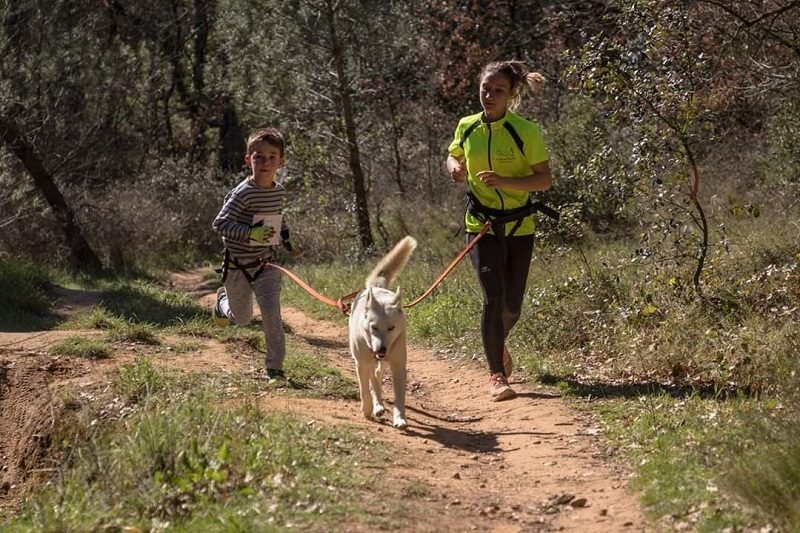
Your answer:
[349,236,417,429]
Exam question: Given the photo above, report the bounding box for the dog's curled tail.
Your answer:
[366,236,418,289]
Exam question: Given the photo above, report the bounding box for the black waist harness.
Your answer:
[466,192,559,238]
[218,248,270,283]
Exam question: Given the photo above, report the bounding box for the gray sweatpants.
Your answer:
[218,265,285,370]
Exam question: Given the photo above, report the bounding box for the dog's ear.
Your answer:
[392,286,402,305]
[365,286,373,309]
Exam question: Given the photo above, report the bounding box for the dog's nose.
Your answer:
[377,346,387,354]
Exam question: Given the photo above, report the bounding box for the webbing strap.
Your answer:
[459,119,481,150]
[266,263,358,315]
[404,221,492,308]
[467,192,560,224]
[459,118,525,156]
[217,249,269,284]
[503,122,525,155]
[230,257,266,283]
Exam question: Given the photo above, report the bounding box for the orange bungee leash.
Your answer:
[263,220,494,316]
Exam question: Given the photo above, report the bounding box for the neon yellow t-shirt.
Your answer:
[448,110,549,235]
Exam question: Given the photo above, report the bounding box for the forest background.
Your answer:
[1,0,798,273]
[1,0,799,530]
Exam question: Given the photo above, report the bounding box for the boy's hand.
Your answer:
[250,225,274,244]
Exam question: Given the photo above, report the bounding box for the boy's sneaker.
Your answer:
[266,368,287,384]
[503,345,513,377]
[489,372,516,402]
[212,287,230,327]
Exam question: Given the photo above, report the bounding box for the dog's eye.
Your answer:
[388,325,395,331]
[371,325,378,331]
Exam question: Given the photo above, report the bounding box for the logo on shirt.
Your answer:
[495,147,516,163]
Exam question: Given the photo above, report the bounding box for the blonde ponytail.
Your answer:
[525,71,545,93]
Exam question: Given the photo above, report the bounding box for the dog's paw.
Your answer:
[392,417,408,430]
[372,404,386,418]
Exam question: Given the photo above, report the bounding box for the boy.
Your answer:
[212,127,299,383]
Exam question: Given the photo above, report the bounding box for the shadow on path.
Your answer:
[301,335,349,351]
[397,403,558,454]
[541,375,754,400]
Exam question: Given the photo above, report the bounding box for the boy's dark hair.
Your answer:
[246,127,285,157]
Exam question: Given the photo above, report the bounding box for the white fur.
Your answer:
[348,236,417,430]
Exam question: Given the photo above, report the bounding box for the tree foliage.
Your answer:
[0,0,797,271]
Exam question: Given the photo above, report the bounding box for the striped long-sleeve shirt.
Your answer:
[212,177,292,261]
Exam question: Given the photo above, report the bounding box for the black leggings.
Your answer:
[468,232,535,375]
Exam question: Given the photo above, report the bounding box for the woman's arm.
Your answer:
[475,160,552,192]
[446,155,467,182]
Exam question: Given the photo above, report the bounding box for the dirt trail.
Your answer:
[0,269,649,531]
[274,308,649,532]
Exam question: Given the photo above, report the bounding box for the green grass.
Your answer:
[59,306,125,330]
[528,213,799,531]
[58,282,223,346]
[1,263,210,335]
[720,399,800,531]
[218,325,266,352]
[49,335,110,360]
[106,322,162,345]
[168,316,218,337]
[162,339,206,354]
[100,281,206,325]
[114,357,165,404]
[3,392,380,532]
[282,341,358,399]
[584,389,800,532]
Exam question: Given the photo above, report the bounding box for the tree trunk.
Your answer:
[190,0,212,157]
[0,113,104,273]
[324,0,374,252]
[683,142,708,297]
[217,94,245,172]
[387,97,406,196]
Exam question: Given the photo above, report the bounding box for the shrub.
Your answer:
[114,357,164,404]
[0,258,53,330]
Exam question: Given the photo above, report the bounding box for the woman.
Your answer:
[446,60,553,401]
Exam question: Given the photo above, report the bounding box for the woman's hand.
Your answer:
[476,170,505,188]
[447,156,466,182]
[477,162,552,192]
